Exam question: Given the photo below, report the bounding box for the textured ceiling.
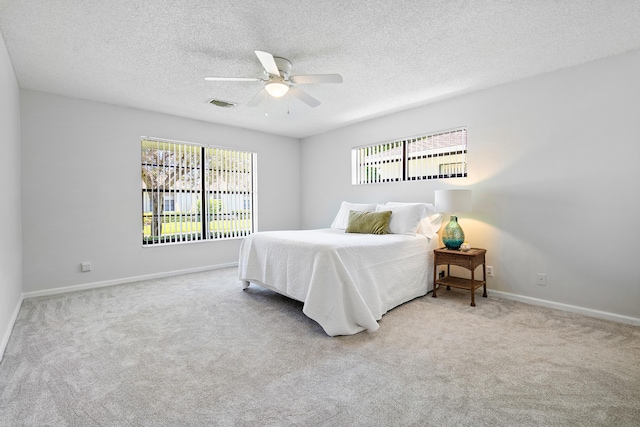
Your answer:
[2,0,640,138]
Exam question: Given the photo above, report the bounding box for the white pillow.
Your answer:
[375,203,424,235]
[330,201,378,229]
[385,202,442,237]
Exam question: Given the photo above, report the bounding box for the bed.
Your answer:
[238,202,442,336]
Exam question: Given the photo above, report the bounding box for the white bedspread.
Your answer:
[238,228,437,336]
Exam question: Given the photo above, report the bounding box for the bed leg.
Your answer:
[242,280,250,289]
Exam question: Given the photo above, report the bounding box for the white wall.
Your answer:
[20,90,301,293]
[301,49,640,320]
[0,32,22,359]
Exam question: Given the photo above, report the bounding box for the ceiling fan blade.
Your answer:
[254,51,280,76]
[290,74,343,84]
[246,89,266,107]
[288,86,321,107]
[204,77,260,82]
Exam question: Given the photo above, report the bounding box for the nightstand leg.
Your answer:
[446,265,451,290]
[482,263,487,298]
[470,269,476,306]
[432,263,437,298]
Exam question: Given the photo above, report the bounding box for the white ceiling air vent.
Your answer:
[209,99,236,108]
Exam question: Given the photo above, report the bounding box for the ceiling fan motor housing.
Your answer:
[273,57,292,79]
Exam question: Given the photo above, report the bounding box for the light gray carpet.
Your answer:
[1,267,639,426]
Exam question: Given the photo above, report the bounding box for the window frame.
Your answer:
[141,137,257,246]
[352,127,467,185]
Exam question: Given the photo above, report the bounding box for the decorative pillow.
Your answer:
[375,203,424,235]
[345,210,392,235]
[385,202,442,237]
[330,201,378,229]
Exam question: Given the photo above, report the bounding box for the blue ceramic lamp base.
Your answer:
[442,215,465,250]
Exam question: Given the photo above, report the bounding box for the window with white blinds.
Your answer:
[141,138,256,245]
[352,128,467,185]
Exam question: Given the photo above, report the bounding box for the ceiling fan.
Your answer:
[205,51,343,108]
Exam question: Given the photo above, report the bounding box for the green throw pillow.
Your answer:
[345,210,392,235]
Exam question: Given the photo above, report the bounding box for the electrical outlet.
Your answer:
[537,273,547,286]
[81,262,92,272]
[486,266,494,277]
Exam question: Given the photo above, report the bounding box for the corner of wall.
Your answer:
[0,295,24,362]
[0,27,24,362]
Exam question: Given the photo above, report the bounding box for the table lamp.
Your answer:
[435,189,472,250]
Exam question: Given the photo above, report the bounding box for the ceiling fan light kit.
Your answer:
[204,50,342,108]
[264,80,289,97]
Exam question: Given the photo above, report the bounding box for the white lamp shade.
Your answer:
[265,81,289,97]
[435,189,472,213]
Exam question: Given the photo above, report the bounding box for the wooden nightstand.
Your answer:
[432,247,487,306]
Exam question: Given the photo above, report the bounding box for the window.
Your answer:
[163,195,175,212]
[141,138,256,245]
[352,128,467,185]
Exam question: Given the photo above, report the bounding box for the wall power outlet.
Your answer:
[81,262,92,272]
[537,273,547,286]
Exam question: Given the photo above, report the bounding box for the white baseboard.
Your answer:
[1,293,24,363]
[23,262,238,299]
[490,290,640,326]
